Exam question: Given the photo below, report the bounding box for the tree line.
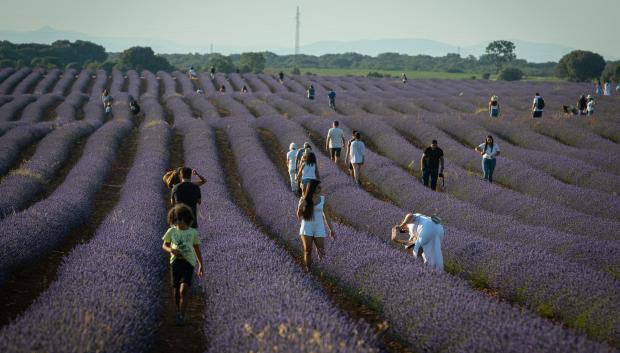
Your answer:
[0,39,617,82]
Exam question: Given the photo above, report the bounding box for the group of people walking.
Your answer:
[101,89,141,116]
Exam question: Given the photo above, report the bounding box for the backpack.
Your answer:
[536,97,545,110]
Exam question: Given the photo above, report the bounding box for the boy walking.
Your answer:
[162,204,204,326]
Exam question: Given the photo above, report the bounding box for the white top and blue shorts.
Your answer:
[301,163,317,186]
[299,196,326,237]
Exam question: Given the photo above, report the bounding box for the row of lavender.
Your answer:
[0,96,169,352]
[166,95,381,352]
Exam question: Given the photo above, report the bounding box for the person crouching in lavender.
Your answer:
[391,213,445,271]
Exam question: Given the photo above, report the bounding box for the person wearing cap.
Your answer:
[286,142,299,192]
[577,95,588,115]
[325,120,345,164]
[420,140,444,191]
[488,95,500,117]
[587,95,595,116]
[391,212,445,271]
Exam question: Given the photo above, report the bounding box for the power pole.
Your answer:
[295,6,300,56]
[210,43,214,54]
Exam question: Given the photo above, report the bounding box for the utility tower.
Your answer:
[295,6,300,55]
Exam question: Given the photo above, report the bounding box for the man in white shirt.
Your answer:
[348,132,365,185]
[286,143,299,192]
[325,121,345,163]
[391,213,445,271]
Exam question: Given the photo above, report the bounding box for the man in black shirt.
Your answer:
[171,167,202,228]
[420,140,444,191]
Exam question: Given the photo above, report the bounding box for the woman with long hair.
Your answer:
[474,135,500,183]
[297,179,335,271]
[296,152,320,194]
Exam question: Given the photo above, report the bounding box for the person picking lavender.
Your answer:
[162,204,204,326]
[391,213,444,271]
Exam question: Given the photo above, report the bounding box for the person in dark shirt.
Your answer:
[171,167,203,228]
[420,140,444,191]
[577,95,587,115]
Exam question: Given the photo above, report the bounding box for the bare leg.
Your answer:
[300,235,314,271]
[179,283,190,315]
[174,287,181,313]
[313,237,326,260]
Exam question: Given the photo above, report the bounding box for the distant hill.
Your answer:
[1,26,616,63]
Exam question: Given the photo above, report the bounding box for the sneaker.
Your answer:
[175,313,185,326]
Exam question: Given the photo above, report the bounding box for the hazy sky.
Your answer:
[1,0,618,54]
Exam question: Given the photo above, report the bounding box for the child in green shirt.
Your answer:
[162,204,204,326]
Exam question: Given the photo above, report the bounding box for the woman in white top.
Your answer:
[286,143,299,192]
[474,135,500,183]
[297,180,335,271]
[348,132,365,185]
[391,213,444,271]
[296,152,320,194]
[604,82,612,96]
[101,88,111,108]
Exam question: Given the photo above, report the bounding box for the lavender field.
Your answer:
[0,67,618,353]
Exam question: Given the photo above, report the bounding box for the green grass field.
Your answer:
[265,67,562,82]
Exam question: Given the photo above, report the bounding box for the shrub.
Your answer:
[367,71,384,78]
[291,67,300,75]
[556,50,606,82]
[498,67,524,81]
[482,73,491,80]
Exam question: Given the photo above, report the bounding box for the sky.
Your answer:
[0,0,618,55]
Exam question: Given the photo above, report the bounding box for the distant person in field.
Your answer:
[488,95,500,117]
[171,167,203,229]
[188,66,198,79]
[421,140,444,191]
[348,132,365,185]
[307,85,315,100]
[278,71,285,84]
[532,92,545,118]
[327,89,336,109]
[297,179,336,272]
[210,66,216,79]
[325,120,345,163]
[577,95,588,115]
[162,204,204,326]
[241,85,248,93]
[401,73,408,84]
[391,212,444,271]
[219,85,226,93]
[297,152,320,194]
[129,98,141,116]
[604,81,612,96]
[196,88,203,95]
[345,130,358,175]
[595,80,603,96]
[286,143,299,193]
[616,84,620,94]
[475,135,500,183]
[587,95,596,116]
[101,88,111,108]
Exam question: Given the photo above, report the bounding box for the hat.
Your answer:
[587,95,592,100]
[491,95,498,102]
[290,142,297,150]
[303,142,311,149]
